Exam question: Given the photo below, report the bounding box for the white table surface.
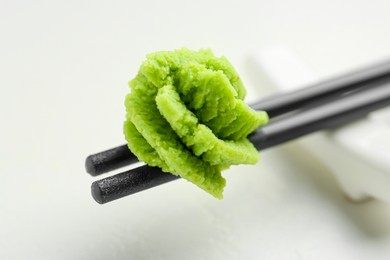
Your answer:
[1,1,390,259]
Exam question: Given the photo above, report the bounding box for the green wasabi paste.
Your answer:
[124,49,268,199]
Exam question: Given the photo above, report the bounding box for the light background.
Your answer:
[1,0,390,259]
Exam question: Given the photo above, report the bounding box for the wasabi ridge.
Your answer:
[124,49,268,198]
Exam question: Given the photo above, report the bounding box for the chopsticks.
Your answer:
[86,59,390,204]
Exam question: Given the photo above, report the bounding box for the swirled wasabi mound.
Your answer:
[124,49,268,199]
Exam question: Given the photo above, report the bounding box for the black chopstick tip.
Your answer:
[85,145,139,176]
[85,155,99,176]
[91,182,105,204]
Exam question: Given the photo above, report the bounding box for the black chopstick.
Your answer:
[85,59,390,177]
[250,58,390,117]
[91,79,390,204]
